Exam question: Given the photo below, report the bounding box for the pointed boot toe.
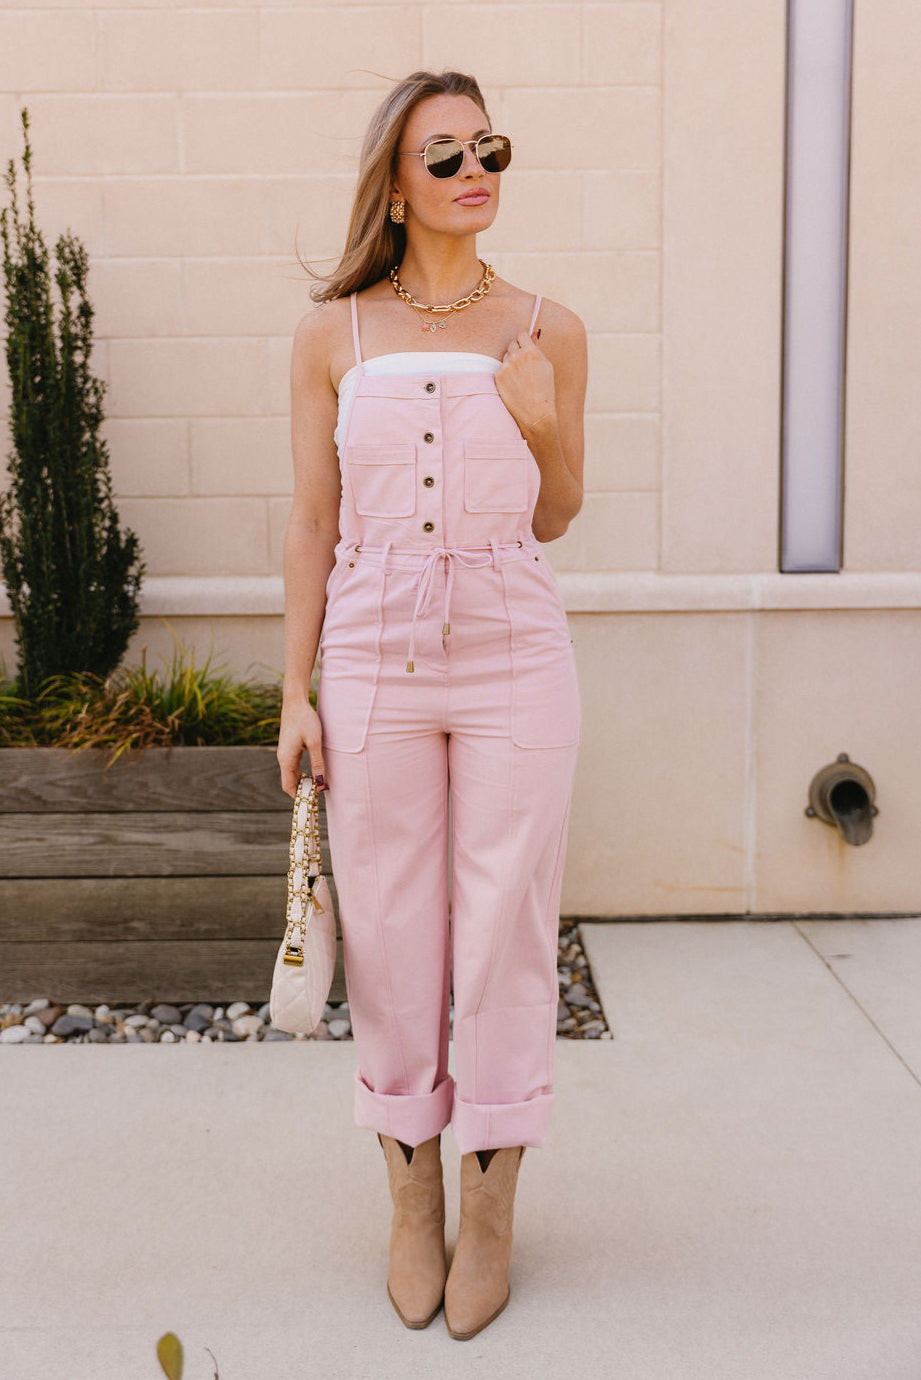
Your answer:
[444,1277,511,1341]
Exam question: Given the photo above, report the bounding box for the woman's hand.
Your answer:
[493,304,588,540]
[494,328,557,435]
[277,695,327,799]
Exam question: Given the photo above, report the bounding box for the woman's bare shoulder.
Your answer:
[533,294,586,344]
[491,277,586,343]
[292,296,351,352]
[527,296,587,385]
[291,297,353,390]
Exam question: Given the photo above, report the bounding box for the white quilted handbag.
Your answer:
[269,773,337,1035]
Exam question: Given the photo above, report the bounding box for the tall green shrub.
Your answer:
[0,106,144,697]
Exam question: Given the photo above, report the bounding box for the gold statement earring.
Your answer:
[389,199,405,224]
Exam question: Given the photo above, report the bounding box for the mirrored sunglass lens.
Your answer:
[424,139,464,177]
[477,135,512,172]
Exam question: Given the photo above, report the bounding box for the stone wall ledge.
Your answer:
[4,571,921,620]
[557,571,921,613]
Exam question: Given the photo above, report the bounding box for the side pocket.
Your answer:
[463,440,530,513]
[345,443,416,518]
[502,561,582,749]
[323,556,349,604]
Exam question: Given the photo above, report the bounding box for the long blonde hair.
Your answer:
[299,70,492,304]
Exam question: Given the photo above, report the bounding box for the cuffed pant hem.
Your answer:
[353,1066,455,1147]
[451,1090,554,1153]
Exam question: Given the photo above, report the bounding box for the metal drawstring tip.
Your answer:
[406,660,414,673]
[442,622,450,636]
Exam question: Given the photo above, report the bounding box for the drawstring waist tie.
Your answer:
[343,538,540,672]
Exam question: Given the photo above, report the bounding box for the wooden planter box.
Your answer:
[0,745,345,1006]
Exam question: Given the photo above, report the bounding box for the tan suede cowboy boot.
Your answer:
[444,1145,526,1340]
[377,1132,447,1328]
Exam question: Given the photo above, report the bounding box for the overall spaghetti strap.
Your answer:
[528,292,542,335]
[349,292,364,373]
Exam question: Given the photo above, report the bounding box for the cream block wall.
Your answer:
[2,1,920,916]
[564,605,921,917]
[751,610,921,914]
[567,610,752,916]
[661,0,785,575]
[844,0,921,571]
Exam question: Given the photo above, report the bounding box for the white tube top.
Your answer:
[334,351,502,455]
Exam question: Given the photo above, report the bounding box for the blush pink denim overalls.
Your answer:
[317,289,581,1153]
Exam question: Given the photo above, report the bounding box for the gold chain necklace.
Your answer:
[389,260,496,333]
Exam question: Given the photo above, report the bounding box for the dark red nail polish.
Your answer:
[535,328,542,339]
[315,774,326,790]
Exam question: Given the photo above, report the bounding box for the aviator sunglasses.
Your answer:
[398,133,513,179]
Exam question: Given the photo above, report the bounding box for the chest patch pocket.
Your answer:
[346,444,416,518]
[463,440,531,514]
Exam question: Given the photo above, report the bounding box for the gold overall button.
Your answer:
[423,521,435,533]
[424,381,436,393]
[423,431,435,443]
[423,476,435,487]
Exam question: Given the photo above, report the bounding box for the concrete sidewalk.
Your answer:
[3,917,921,1380]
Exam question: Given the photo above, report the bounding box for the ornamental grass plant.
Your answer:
[0,627,290,767]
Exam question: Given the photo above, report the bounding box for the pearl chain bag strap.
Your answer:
[269,773,337,1034]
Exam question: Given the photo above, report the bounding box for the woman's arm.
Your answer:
[277,305,343,797]
[494,300,588,542]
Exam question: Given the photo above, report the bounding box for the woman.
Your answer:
[277,69,586,1339]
